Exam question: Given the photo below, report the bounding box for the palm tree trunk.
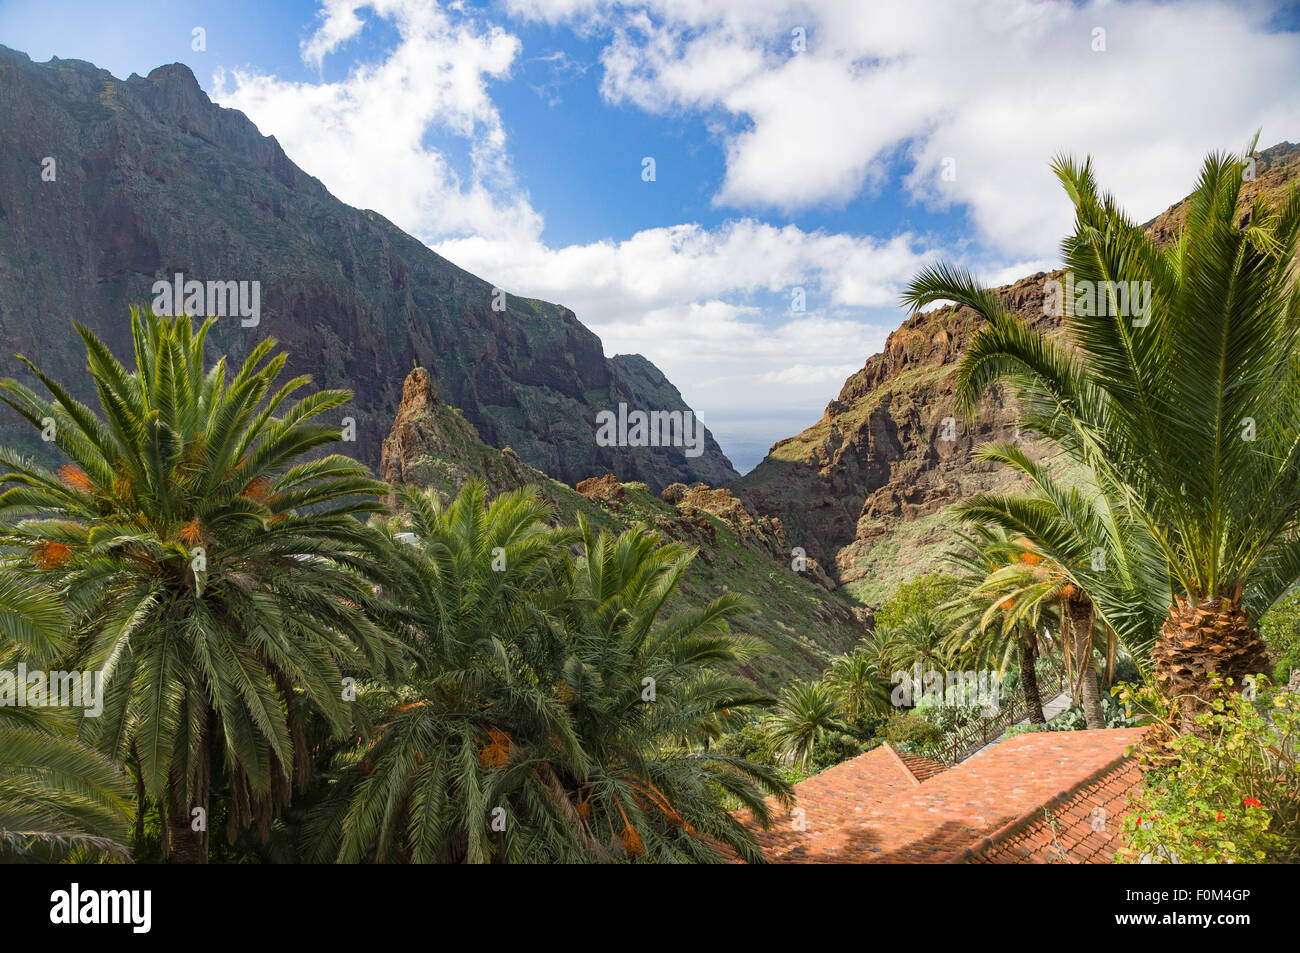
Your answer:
[1152,592,1270,733]
[162,714,212,864]
[1065,592,1106,729]
[133,765,146,848]
[163,775,209,863]
[1019,629,1046,723]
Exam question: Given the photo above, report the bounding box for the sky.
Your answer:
[2,0,1299,472]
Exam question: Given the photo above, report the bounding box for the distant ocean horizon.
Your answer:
[710,409,821,476]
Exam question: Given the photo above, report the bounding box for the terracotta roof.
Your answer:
[967,757,1144,863]
[893,749,948,783]
[740,729,1145,863]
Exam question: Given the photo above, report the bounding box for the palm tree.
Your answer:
[558,515,788,862]
[309,482,790,863]
[943,526,1054,723]
[0,705,133,862]
[957,446,1168,662]
[762,680,848,770]
[0,310,392,861]
[305,481,574,863]
[823,648,890,719]
[0,571,132,861]
[947,447,1168,727]
[875,605,955,681]
[904,142,1300,726]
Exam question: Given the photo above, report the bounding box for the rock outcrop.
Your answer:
[658,481,837,590]
[377,367,869,687]
[732,141,1300,605]
[379,366,541,499]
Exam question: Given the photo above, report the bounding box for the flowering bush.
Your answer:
[1117,678,1300,864]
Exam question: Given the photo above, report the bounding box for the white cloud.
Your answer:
[435,222,932,437]
[208,2,931,462]
[207,0,1300,470]
[760,363,863,387]
[436,220,933,314]
[513,0,1300,256]
[214,0,538,243]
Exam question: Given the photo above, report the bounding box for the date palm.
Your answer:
[0,704,133,862]
[943,526,1054,723]
[905,142,1300,726]
[306,481,577,863]
[0,309,392,861]
[0,571,132,861]
[309,482,790,863]
[875,604,956,679]
[950,447,1168,727]
[556,514,789,862]
[762,680,848,770]
[823,648,890,718]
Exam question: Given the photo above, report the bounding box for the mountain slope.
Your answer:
[0,46,736,490]
[733,140,1300,606]
[381,367,868,688]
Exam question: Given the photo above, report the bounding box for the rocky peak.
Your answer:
[733,140,1300,606]
[380,366,536,497]
[397,365,440,417]
[134,62,207,117]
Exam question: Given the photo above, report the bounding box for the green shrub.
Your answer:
[1261,589,1300,683]
[1117,679,1300,864]
[875,573,957,631]
[882,711,946,760]
[812,732,864,770]
[714,723,778,767]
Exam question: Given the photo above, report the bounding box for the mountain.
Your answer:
[380,366,868,689]
[0,46,736,490]
[733,140,1300,606]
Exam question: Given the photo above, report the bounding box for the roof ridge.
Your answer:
[877,742,923,787]
[955,747,1138,863]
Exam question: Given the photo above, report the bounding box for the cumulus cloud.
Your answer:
[207,0,1300,469]
[435,222,936,428]
[214,0,538,243]
[437,220,932,313]
[513,0,1300,256]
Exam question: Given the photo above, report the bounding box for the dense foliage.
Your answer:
[1117,679,1299,863]
[901,140,1300,861]
[0,313,789,864]
[907,140,1300,728]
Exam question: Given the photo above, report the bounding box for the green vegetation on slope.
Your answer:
[380,367,868,691]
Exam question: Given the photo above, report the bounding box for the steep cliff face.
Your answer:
[379,367,868,687]
[732,274,1054,604]
[0,46,736,490]
[733,140,1300,605]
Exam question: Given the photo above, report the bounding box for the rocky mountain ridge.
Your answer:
[0,45,735,490]
[732,140,1300,605]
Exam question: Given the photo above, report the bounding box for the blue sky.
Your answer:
[3,0,1299,471]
